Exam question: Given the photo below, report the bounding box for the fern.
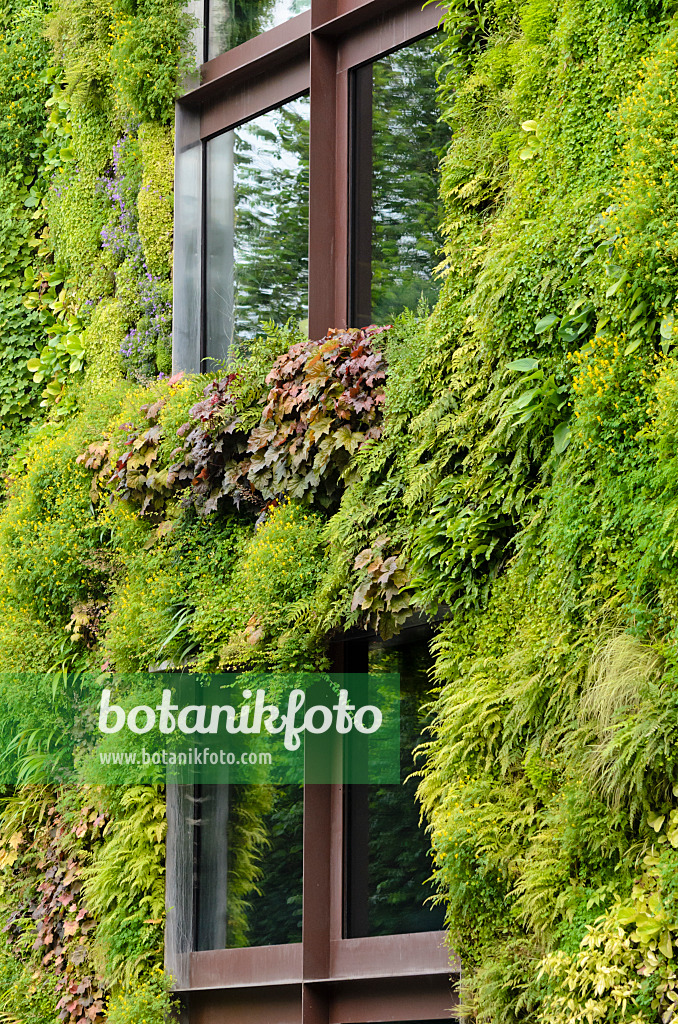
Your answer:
[83,786,166,985]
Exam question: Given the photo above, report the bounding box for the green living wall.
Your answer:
[3,0,678,1021]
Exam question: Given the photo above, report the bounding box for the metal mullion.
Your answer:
[194,10,312,104]
[308,32,343,338]
[337,1,442,72]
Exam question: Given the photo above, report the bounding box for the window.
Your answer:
[204,96,310,364]
[344,636,446,939]
[169,2,457,1021]
[172,0,451,374]
[194,783,304,951]
[350,34,449,326]
[206,0,311,61]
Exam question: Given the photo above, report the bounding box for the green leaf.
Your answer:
[649,814,666,832]
[553,422,571,454]
[624,336,644,356]
[659,930,673,959]
[617,905,637,926]
[521,120,539,132]
[606,270,629,298]
[507,358,539,372]
[512,387,541,410]
[535,314,559,334]
[26,358,42,373]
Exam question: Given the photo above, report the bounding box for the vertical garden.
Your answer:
[2,0,678,1021]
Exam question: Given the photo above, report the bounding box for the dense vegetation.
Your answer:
[2,0,678,1020]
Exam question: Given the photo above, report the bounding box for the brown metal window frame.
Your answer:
[168,2,459,1020]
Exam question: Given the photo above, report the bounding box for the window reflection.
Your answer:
[204,95,309,366]
[195,784,303,950]
[350,34,450,326]
[206,0,311,61]
[344,636,446,938]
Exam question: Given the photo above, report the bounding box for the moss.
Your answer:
[137,123,174,278]
[46,163,108,287]
[81,298,127,381]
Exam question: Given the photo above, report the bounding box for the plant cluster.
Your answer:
[4,0,678,1021]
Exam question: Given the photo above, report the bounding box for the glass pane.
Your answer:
[351,33,451,326]
[205,95,309,366]
[207,0,311,61]
[172,107,202,374]
[344,636,446,938]
[195,784,303,950]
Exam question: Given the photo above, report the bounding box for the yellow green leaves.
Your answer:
[519,120,542,161]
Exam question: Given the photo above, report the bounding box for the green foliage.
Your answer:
[83,786,166,985]
[217,499,327,670]
[81,298,126,381]
[0,1,51,174]
[0,940,61,1024]
[137,123,174,277]
[0,413,116,625]
[109,0,196,123]
[46,166,109,288]
[105,971,178,1024]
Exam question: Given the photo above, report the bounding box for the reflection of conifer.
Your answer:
[233,99,310,340]
[371,36,450,323]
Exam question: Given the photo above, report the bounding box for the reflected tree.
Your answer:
[233,98,310,340]
[363,642,445,936]
[371,35,450,322]
[208,0,311,60]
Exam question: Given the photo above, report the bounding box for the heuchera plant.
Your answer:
[79,326,389,518]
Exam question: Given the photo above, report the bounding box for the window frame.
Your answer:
[166,640,458,1022]
[172,0,446,370]
[168,1,458,1019]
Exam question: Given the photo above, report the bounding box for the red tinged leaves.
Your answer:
[78,327,389,520]
[2,800,108,1024]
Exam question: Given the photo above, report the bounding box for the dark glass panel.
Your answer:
[244,783,304,946]
[344,636,446,938]
[195,784,303,950]
[204,95,309,366]
[351,34,450,326]
[206,0,311,61]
